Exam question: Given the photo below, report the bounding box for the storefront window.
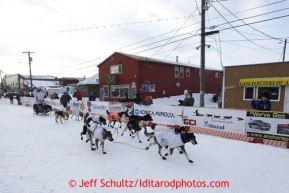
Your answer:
[110,85,130,98]
[111,86,120,97]
[257,86,280,101]
[244,87,254,100]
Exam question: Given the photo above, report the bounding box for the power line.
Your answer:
[207,10,223,68]
[149,9,198,58]
[216,0,285,42]
[67,0,149,38]
[212,5,287,50]
[42,4,289,71]
[63,14,289,71]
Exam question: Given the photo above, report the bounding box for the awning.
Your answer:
[239,77,289,86]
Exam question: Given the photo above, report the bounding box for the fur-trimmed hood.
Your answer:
[184,90,193,98]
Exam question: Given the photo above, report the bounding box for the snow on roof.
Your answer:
[24,79,60,87]
[21,75,57,79]
[77,74,99,85]
[118,52,222,71]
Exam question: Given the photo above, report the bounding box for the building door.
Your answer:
[99,88,104,101]
[284,86,289,112]
[131,87,136,99]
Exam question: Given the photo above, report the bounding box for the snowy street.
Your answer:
[0,98,288,193]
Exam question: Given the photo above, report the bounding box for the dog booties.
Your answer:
[154,132,184,148]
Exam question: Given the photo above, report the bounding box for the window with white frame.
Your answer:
[243,87,255,100]
[175,66,179,78]
[110,64,122,74]
[186,68,190,77]
[180,67,184,78]
[110,85,130,98]
[103,86,109,97]
[215,72,220,78]
[257,86,280,101]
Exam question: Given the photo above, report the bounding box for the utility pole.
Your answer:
[200,0,207,107]
[283,39,287,62]
[22,51,35,90]
[199,1,219,107]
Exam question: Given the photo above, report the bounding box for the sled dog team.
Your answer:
[52,106,198,163]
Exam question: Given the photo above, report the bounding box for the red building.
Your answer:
[98,52,223,101]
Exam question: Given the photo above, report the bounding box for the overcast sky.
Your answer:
[0,0,288,79]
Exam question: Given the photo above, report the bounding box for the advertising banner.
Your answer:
[20,97,35,106]
[45,99,63,109]
[133,104,176,125]
[175,107,246,134]
[246,111,289,142]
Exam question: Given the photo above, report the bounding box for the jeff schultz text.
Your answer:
[74,179,229,189]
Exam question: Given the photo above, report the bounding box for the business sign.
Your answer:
[246,111,289,142]
[239,77,289,86]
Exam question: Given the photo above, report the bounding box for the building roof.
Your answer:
[224,61,288,68]
[23,79,60,87]
[21,75,57,79]
[98,52,222,71]
[77,74,99,85]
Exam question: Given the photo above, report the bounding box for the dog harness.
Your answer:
[154,132,184,148]
[108,112,121,122]
[88,124,105,140]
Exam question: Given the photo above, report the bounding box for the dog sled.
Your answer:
[33,103,52,115]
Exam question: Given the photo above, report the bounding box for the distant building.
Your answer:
[77,74,99,97]
[1,74,88,95]
[97,52,223,101]
[58,77,84,87]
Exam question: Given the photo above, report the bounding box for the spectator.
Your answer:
[142,96,153,106]
[89,92,96,101]
[218,91,222,108]
[118,92,130,102]
[16,93,21,105]
[60,92,72,108]
[52,92,59,99]
[9,92,13,104]
[180,90,194,106]
[251,91,271,111]
[130,93,143,104]
[75,89,82,101]
[33,87,46,114]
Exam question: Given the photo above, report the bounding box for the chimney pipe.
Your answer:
[176,56,178,62]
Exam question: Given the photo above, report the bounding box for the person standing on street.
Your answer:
[60,92,72,108]
[9,92,13,104]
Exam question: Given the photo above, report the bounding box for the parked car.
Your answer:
[248,120,271,130]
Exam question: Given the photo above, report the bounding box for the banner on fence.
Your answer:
[20,97,35,105]
[133,104,176,125]
[175,107,246,134]
[246,111,289,142]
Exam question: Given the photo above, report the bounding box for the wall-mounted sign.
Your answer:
[141,84,155,92]
[106,74,116,84]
